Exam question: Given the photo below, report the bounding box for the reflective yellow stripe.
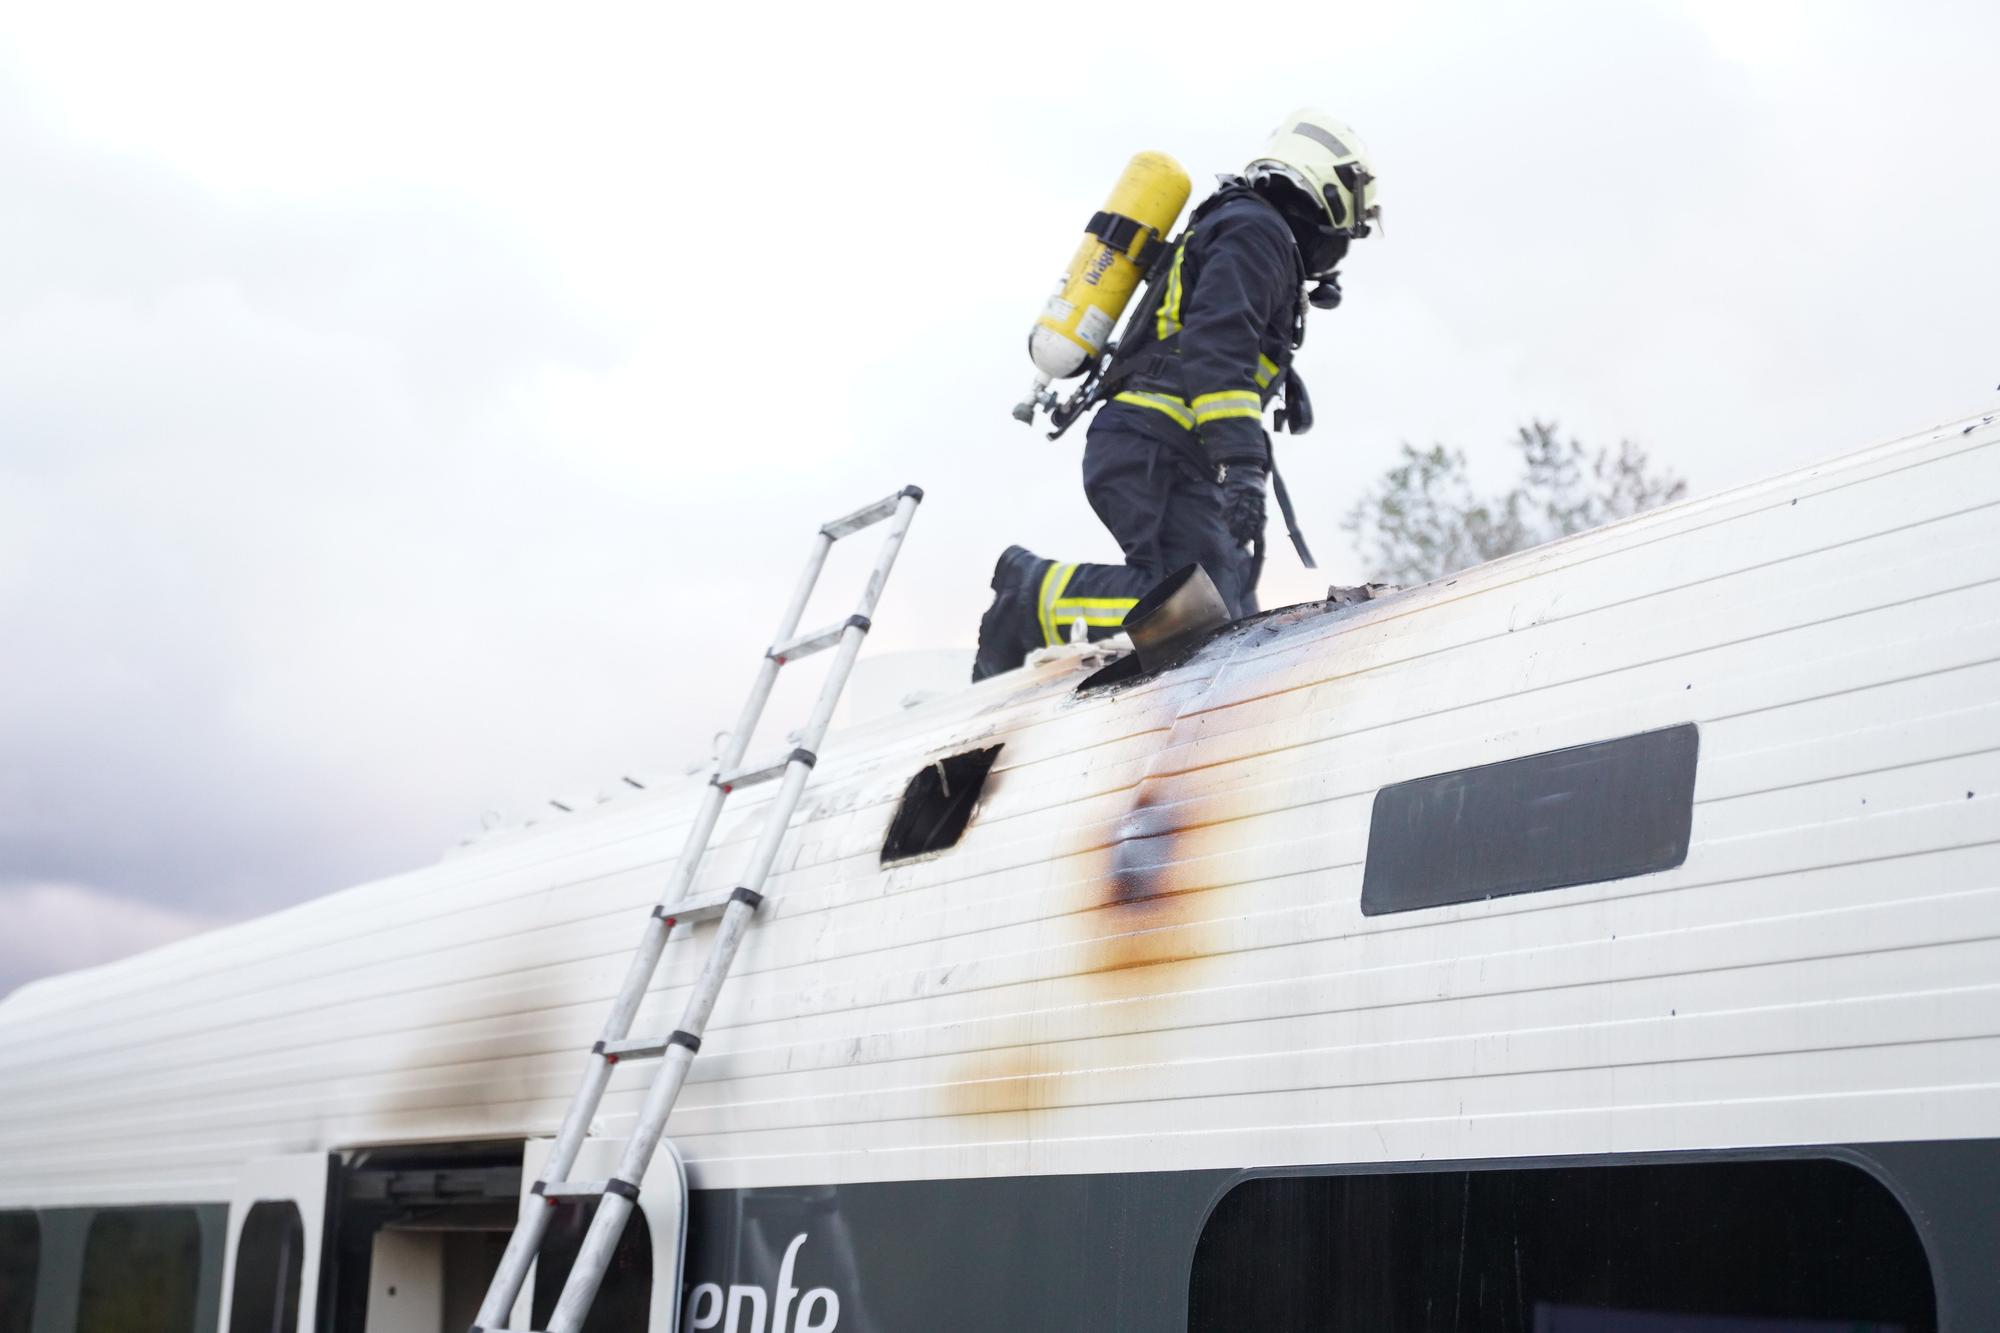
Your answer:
[1256,355,1280,388]
[1045,574,1138,640]
[1051,604,1137,623]
[1112,390,1194,430]
[1048,596,1138,632]
[1118,387,1261,427]
[1192,390,1264,424]
[1036,562,1077,646]
[1155,240,1188,341]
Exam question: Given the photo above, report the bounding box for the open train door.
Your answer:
[215,1152,332,1333]
[512,1136,689,1333]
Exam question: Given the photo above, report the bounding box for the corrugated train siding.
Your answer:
[1,415,1996,1205]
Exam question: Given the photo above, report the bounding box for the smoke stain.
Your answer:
[941,774,1224,1122]
[1091,780,1210,976]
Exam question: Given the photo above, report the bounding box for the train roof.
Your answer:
[3,408,1997,1208]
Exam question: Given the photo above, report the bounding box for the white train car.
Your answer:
[3,412,1997,1333]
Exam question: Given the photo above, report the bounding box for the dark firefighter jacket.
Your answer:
[1097,185,1305,470]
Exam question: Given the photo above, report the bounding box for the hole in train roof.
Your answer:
[881,745,1002,865]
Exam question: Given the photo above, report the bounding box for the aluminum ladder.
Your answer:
[471,484,924,1333]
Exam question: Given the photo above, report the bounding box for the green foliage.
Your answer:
[1340,421,1689,585]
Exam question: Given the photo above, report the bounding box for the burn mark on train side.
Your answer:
[940,658,1254,1126]
[1091,780,1215,977]
[943,1040,1057,1118]
[939,777,1226,1122]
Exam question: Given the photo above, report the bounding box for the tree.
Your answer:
[1339,421,1688,585]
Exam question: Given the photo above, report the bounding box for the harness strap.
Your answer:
[1085,210,1168,269]
[1271,455,1315,569]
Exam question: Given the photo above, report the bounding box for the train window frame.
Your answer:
[880,745,1003,865]
[1361,723,1699,916]
[1186,1154,1936,1332]
[227,1200,304,1333]
[77,1206,205,1333]
[0,1210,38,1333]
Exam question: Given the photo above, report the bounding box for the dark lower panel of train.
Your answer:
[8,1140,1994,1333]
[680,1141,1992,1333]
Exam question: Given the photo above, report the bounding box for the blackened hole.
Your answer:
[881,746,1003,865]
[1075,651,1146,693]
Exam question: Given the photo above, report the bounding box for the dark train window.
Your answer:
[1188,1158,1934,1332]
[881,746,1002,864]
[533,1201,651,1332]
[229,1201,304,1333]
[0,1211,37,1333]
[77,1207,203,1333]
[1362,723,1698,915]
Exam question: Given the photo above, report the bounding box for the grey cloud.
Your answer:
[0,85,626,933]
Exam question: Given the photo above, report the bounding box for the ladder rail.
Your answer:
[712,522,835,779]
[772,528,838,650]
[471,485,921,1333]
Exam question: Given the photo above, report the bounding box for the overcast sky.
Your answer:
[3,0,1996,995]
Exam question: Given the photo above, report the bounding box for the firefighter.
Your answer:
[975,110,1379,681]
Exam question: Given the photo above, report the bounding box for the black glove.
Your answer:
[1221,463,1268,548]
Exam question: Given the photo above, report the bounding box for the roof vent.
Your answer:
[1125,564,1231,671]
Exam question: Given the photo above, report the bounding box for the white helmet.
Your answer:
[1246,108,1380,238]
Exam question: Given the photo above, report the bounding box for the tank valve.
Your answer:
[1012,375,1056,424]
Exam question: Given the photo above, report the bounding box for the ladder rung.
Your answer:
[769,614,870,663]
[651,885,762,929]
[533,1177,640,1201]
[599,1036,668,1060]
[820,485,921,540]
[596,1022,704,1062]
[536,1180,607,1198]
[715,747,817,791]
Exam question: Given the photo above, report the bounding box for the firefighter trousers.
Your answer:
[1031,413,1259,649]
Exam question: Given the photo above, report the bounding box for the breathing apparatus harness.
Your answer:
[1047,178,1326,569]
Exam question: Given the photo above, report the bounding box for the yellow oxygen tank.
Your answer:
[1013,151,1191,424]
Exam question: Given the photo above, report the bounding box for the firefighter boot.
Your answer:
[973,545,1052,682]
